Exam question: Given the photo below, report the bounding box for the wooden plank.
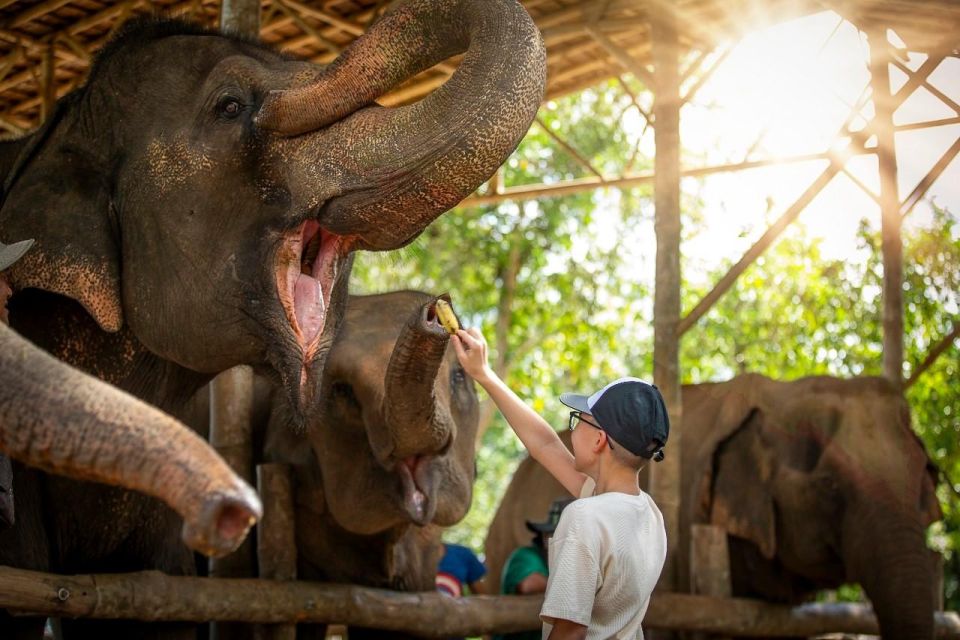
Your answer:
[1,566,959,637]
[649,0,682,595]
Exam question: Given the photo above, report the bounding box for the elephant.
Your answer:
[2,238,260,551]
[0,0,544,637]
[485,374,942,640]
[261,290,480,639]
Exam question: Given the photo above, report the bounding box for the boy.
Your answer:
[453,328,668,640]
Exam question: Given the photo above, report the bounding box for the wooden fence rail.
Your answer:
[1,567,959,638]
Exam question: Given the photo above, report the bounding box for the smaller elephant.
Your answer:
[486,375,942,640]
[263,290,480,638]
[0,238,260,555]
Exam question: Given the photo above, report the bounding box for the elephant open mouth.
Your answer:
[396,455,438,526]
[275,220,352,370]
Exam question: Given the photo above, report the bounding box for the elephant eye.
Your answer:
[330,381,360,411]
[217,96,243,118]
[450,367,466,388]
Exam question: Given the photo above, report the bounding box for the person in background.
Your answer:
[495,497,574,640]
[437,541,488,598]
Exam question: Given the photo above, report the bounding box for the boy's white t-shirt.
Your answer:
[540,477,666,640]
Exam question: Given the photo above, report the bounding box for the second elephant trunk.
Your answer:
[843,502,935,639]
[376,297,454,463]
[0,323,261,557]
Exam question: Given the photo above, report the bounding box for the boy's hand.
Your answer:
[452,328,492,383]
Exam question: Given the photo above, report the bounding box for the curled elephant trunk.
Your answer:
[257,0,546,250]
[0,323,261,557]
[376,296,455,465]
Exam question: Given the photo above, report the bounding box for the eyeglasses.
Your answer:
[569,411,614,450]
[568,411,600,432]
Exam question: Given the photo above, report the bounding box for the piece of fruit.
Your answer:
[435,298,460,334]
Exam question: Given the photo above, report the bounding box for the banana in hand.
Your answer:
[435,298,460,334]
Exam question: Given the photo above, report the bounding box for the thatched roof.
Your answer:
[0,0,957,135]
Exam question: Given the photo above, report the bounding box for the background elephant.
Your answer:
[0,1,543,637]
[262,291,480,639]
[485,374,942,640]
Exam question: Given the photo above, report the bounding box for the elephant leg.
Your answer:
[0,613,46,640]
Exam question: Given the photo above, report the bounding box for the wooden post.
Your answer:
[869,30,904,389]
[40,41,54,123]
[255,464,297,640]
[690,525,731,640]
[649,0,681,595]
[220,0,260,36]
[209,367,256,640]
[210,0,261,633]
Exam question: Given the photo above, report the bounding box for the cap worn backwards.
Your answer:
[560,376,669,460]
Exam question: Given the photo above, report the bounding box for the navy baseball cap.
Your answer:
[0,239,32,271]
[560,377,669,460]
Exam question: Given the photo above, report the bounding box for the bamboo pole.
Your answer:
[1,567,958,638]
[869,28,904,389]
[901,133,960,217]
[650,0,682,595]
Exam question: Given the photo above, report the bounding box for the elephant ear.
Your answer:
[0,99,122,332]
[709,409,777,559]
[694,382,777,560]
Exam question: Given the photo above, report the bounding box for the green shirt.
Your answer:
[495,546,548,640]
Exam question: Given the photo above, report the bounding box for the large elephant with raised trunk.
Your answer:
[0,0,544,636]
[262,291,480,639]
[486,375,942,640]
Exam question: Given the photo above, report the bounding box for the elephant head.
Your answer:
[0,0,545,426]
[1,240,260,556]
[262,291,479,590]
[307,291,480,532]
[685,374,942,640]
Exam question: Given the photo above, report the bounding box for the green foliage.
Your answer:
[350,81,959,608]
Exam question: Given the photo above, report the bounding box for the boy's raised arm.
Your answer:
[453,328,587,497]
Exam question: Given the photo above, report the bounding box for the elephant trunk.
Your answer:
[258,0,546,251]
[843,502,935,639]
[0,323,261,557]
[376,296,454,464]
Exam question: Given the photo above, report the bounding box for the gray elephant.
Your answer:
[1,238,260,550]
[485,375,942,640]
[0,1,544,637]
[262,291,479,639]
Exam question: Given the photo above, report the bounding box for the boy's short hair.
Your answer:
[560,377,669,461]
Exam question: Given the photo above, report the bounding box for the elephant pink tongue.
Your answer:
[294,273,326,345]
[397,459,428,525]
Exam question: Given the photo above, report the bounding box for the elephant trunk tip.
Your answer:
[180,486,263,558]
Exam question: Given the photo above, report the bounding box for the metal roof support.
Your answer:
[650,0,682,595]
[868,28,905,389]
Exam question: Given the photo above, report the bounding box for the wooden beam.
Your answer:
[1,567,959,637]
[677,52,948,337]
[461,149,875,207]
[3,0,75,30]
[535,116,604,179]
[273,0,342,54]
[587,25,656,89]
[40,42,54,124]
[649,0,682,595]
[681,46,731,105]
[901,133,960,217]
[869,28,905,389]
[904,321,960,389]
